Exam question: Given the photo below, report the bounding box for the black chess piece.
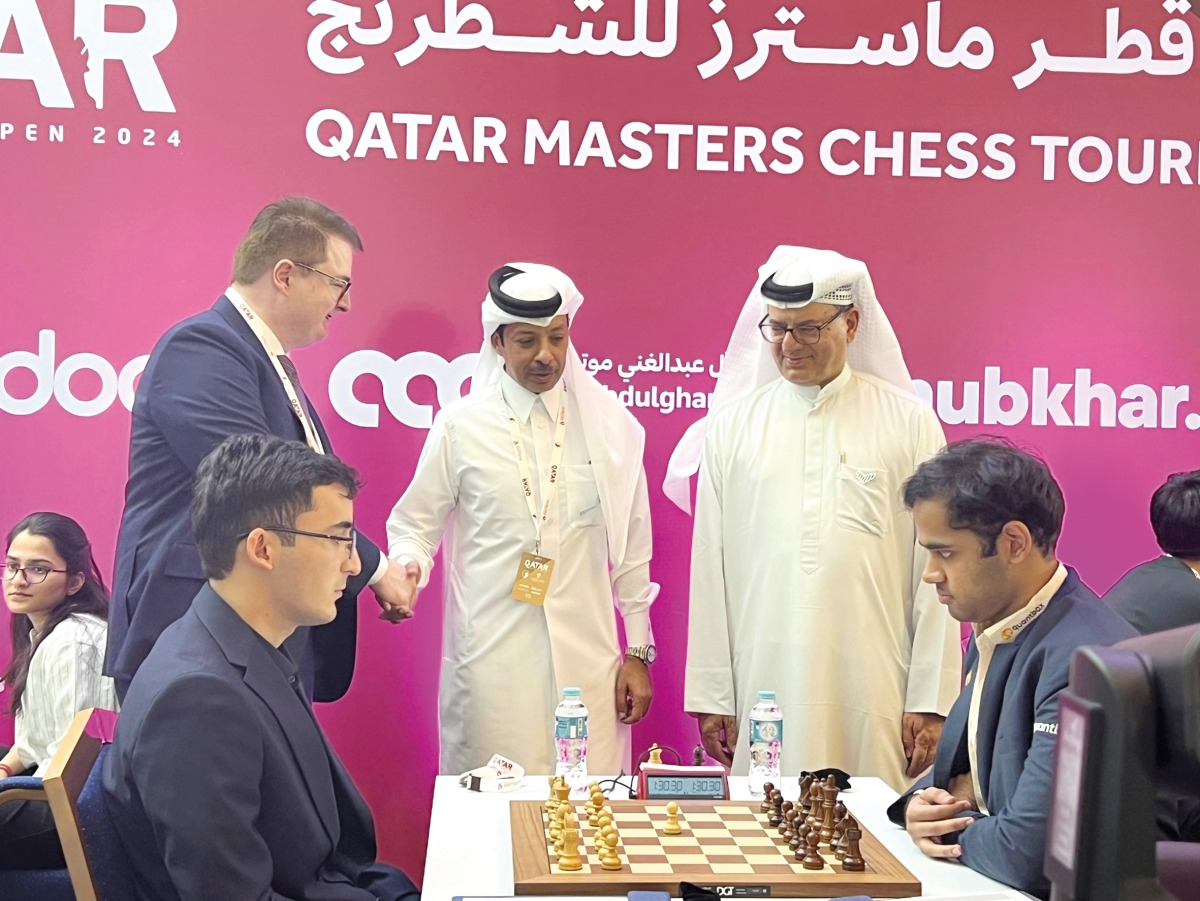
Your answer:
[759,782,775,813]
[792,825,811,859]
[782,808,797,843]
[841,817,865,872]
[798,774,814,815]
[801,829,824,870]
[768,789,784,826]
[778,801,794,835]
[790,820,807,853]
[831,802,847,842]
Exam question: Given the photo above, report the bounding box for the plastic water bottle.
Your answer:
[554,687,589,796]
[747,690,783,798]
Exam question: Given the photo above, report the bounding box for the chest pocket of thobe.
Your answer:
[565,463,604,528]
[834,463,890,537]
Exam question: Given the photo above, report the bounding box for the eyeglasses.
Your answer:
[758,306,852,345]
[3,562,69,584]
[294,262,351,304]
[239,526,357,559]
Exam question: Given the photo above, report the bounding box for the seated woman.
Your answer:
[1,512,118,869]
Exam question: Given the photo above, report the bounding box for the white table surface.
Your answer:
[421,774,1023,901]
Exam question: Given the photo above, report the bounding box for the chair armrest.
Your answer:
[0,775,47,804]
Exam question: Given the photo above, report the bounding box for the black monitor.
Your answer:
[1046,623,1200,901]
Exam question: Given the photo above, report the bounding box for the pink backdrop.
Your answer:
[3,0,1199,882]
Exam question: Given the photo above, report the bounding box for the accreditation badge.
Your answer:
[511,551,555,605]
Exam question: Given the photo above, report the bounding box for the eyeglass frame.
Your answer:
[292,262,351,305]
[758,305,853,346]
[3,562,70,584]
[237,526,358,559]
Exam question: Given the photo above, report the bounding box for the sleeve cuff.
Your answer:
[367,554,389,586]
[622,611,652,648]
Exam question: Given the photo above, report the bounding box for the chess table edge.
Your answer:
[509,800,922,898]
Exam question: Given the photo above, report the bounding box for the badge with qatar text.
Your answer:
[512,552,555,605]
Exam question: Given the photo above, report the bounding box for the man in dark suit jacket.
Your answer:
[887,439,1139,899]
[104,433,420,901]
[1106,469,1200,636]
[108,197,418,701]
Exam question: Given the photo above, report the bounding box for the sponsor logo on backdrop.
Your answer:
[1,0,179,147]
[329,348,476,428]
[0,331,148,416]
[4,333,1199,431]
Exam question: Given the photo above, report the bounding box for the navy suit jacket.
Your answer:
[103,586,385,901]
[888,568,1138,899]
[108,296,381,701]
[1105,555,1200,635]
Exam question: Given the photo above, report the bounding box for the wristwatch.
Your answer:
[625,645,657,665]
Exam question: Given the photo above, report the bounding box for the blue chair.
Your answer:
[39,708,135,901]
[0,773,75,899]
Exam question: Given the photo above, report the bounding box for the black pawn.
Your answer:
[768,789,784,826]
[782,808,797,844]
[778,800,794,835]
[759,782,775,813]
[801,829,824,870]
[791,822,809,855]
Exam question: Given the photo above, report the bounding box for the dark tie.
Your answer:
[277,354,308,406]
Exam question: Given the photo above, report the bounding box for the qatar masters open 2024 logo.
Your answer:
[1,0,178,145]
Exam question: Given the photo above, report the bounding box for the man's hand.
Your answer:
[904,786,975,859]
[615,657,653,724]
[695,713,737,768]
[902,711,945,777]
[372,560,421,623]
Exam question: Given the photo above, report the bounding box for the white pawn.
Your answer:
[600,831,623,870]
[663,801,682,835]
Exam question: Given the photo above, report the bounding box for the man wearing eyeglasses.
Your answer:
[105,434,420,901]
[665,246,961,792]
[108,197,418,704]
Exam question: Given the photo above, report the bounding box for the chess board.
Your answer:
[510,799,921,897]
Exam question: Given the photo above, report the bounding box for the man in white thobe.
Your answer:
[665,246,961,791]
[387,264,658,776]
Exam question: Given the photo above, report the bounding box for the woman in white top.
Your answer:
[1,512,118,869]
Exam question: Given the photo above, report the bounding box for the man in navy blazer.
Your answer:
[886,439,1139,899]
[108,197,418,701]
[104,433,420,901]
[1105,469,1200,636]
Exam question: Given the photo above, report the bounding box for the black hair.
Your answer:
[191,433,360,579]
[902,437,1065,556]
[1150,470,1200,558]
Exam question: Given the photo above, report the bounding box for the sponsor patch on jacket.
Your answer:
[1033,721,1059,735]
[998,601,1046,643]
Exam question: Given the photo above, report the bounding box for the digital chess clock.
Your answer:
[638,764,730,800]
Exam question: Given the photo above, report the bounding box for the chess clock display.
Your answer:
[638,764,730,800]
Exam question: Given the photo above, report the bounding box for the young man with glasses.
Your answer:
[108,197,418,704]
[105,433,420,901]
[665,246,961,792]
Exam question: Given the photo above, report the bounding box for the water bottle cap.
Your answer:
[756,690,776,701]
[563,687,582,698]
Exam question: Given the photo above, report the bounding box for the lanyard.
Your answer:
[226,290,326,454]
[503,387,567,555]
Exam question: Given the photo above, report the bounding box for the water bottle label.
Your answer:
[555,715,588,740]
[749,719,782,743]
